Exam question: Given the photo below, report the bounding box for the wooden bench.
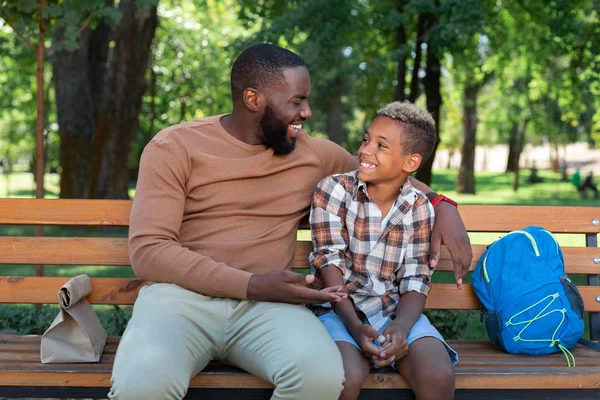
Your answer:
[0,198,598,399]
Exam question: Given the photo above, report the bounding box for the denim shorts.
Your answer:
[318,313,458,366]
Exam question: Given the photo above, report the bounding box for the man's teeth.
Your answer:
[361,162,376,168]
[291,124,302,130]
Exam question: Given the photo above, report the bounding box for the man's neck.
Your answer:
[220,112,262,145]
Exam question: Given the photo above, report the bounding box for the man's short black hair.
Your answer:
[231,44,306,100]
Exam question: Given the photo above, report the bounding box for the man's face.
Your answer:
[260,66,312,155]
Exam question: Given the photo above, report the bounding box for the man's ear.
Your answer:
[242,87,265,112]
[404,154,422,174]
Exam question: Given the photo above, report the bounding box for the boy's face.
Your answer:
[357,116,421,186]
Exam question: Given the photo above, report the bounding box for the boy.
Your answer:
[309,102,458,400]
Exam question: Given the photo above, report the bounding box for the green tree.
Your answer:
[0,0,110,198]
[50,0,158,199]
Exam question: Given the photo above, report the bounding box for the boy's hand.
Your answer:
[319,285,348,302]
[247,270,347,304]
[349,324,386,359]
[429,201,472,290]
[370,326,408,367]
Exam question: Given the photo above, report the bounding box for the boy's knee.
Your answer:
[340,365,368,399]
[416,364,455,399]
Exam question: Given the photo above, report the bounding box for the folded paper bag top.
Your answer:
[58,274,92,308]
[40,274,107,364]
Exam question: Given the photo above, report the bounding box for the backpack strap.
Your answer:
[577,338,600,351]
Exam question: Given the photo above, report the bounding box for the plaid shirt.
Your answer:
[309,171,435,331]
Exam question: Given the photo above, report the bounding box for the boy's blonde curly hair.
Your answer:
[377,101,437,162]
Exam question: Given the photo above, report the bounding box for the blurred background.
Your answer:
[0,0,598,206]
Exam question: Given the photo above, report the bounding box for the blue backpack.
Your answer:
[472,226,594,365]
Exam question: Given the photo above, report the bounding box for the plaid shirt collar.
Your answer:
[351,171,418,210]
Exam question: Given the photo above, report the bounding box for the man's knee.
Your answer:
[108,352,190,400]
[274,354,345,399]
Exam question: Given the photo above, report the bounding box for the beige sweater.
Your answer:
[129,114,357,299]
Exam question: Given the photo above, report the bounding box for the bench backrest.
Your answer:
[0,199,598,322]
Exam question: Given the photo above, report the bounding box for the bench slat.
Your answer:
[0,277,144,305]
[0,237,130,266]
[295,242,600,274]
[1,239,597,274]
[0,199,130,226]
[2,369,599,390]
[0,201,598,234]
[458,205,600,233]
[0,278,598,311]
[0,338,599,390]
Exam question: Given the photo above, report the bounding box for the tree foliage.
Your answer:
[1,0,598,195]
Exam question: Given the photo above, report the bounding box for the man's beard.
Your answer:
[260,104,296,155]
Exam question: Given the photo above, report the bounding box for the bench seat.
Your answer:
[0,199,599,399]
[1,335,600,391]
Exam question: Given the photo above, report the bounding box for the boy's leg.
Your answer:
[337,342,372,400]
[224,302,345,400]
[108,284,224,400]
[395,337,455,400]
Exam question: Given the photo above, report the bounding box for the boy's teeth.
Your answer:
[361,162,375,168]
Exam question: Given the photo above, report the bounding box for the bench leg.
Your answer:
[587,233,599,341]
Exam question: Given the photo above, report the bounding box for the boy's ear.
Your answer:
[404,154,422,174]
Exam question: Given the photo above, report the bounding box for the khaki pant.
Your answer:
[108,283,344,400]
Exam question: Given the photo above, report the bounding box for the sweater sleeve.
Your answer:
[128,139,252,299]
[308,137,358,176]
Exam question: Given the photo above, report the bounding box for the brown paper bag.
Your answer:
[40,274,107,363]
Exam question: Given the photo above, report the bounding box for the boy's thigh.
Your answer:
[224,301,344,380]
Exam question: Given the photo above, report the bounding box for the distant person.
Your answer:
[581,172,598,199]
[309,101,457,400]
[572,169,598,199]
[571,169,581,190]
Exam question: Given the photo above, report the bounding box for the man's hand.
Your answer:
[370,326,409,367]
[430,201,472,289]
[349,323,386,359]
[246,270,347,304]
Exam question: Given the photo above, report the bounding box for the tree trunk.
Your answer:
[51,8,113,198]
[456,85,478,194]
[88,1,158,199]
[509,119,527,191]
[416,7,441,186]
[505,123,520,173]
[394,0,408,102]
[35,0,46,201]
[325,77,344,145]
[506,119,528,173]
[408,15,426,103]
[52,0,157,199]
[35,0,47,278]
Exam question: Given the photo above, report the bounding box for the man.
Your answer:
[108,44,472,400]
